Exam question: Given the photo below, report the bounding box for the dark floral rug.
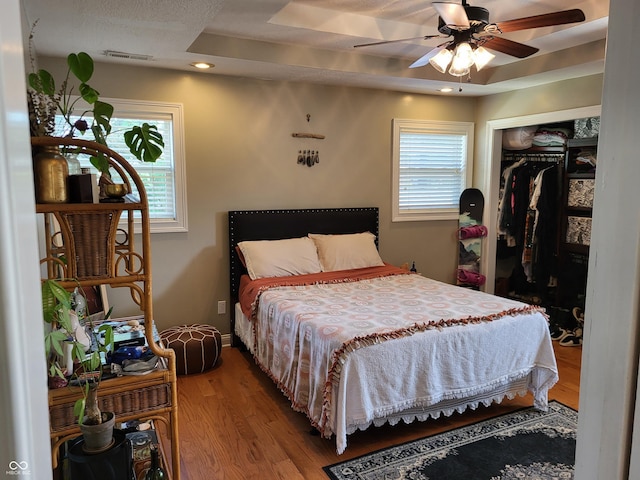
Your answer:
[324,401,577,480]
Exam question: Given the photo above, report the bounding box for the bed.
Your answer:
[228,207,558,454]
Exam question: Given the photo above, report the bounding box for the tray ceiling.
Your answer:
[22,0,609,96]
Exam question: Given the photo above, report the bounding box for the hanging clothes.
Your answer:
[533,163,561,292]
[497,157,526,245]
[523,165,556,282]
[497,154,563,295]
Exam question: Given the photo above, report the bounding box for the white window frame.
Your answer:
[392,118,474,222]
[60,98,188,233]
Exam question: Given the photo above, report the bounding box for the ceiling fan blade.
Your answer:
[433,2,470,30]
[354,35,442,48]
[409,46,446,69]
[481,37,539,58]
[494,9,585,33]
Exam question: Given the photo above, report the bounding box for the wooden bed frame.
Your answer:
[228,207,379,345]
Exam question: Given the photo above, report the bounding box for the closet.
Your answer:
[495,119,598,333]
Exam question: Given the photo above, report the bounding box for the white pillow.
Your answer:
[308,232,384,272]
[237,237,322,280]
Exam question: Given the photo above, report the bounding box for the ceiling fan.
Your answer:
[354,1,585,76]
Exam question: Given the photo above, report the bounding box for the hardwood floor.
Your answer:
[167,342,581,480]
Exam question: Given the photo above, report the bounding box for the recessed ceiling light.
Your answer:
[190,62,214,69]
[439,87,454,93]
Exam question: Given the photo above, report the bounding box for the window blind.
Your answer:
[398,132,466,211]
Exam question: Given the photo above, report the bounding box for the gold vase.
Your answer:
[33,145,69,203]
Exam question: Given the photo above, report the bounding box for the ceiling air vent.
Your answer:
[103,50,153,61]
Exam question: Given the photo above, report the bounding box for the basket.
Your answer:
[56,209,123,279]
[49,383,172,434]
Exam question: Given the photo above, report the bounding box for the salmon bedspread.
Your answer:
[236,266,558,454]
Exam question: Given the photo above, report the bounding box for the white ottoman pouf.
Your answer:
[160,324,222,375]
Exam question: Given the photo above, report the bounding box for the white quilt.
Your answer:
[237,273,558,454]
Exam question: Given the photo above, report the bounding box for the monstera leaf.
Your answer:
[124,123,165,163]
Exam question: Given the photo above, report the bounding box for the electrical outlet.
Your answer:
[217,300,226,315]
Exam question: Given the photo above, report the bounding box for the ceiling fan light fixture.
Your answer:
[429,48,453,74]
[473,46,495,71]
[447,42,474,76]
[448,63,470,77]
[452,42,475,69]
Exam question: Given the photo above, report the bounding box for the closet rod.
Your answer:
[503,152,564,162]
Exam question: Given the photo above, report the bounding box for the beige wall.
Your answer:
[39,57,477,333]
[37,56,604,335]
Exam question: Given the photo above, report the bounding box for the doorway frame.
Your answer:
[479,104,602,293]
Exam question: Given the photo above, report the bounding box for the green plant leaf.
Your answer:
[67,52,94,84]
[88,122,112,174]
[78,83,99,105]
[41,280,72,324]
[27,73,40,92]
[41,282,57,323]
[124,123,165,163]
[74,397,86,425]
[98,324,114,353]
[45,330,70,357]
[93,101,114,135]
[56,309,73,334]
[28,69,55,95]
[72,342,86,362]
[90,155,110,174]
[50,280,72,307]
[49,363,64,378]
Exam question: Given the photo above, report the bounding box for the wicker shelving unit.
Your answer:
[33,137,180,480]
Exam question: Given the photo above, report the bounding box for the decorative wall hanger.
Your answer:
[297,150,319,167]
[292,132,325,139]
[293,113,324,167]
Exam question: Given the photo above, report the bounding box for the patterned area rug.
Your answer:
[324,401,577,480]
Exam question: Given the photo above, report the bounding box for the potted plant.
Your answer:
[42,279,116,451]
[26,22,164,194]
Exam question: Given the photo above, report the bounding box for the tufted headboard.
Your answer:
[227,207,379,343]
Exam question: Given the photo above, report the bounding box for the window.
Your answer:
[392,119,473,222]
[56,99,187,233]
